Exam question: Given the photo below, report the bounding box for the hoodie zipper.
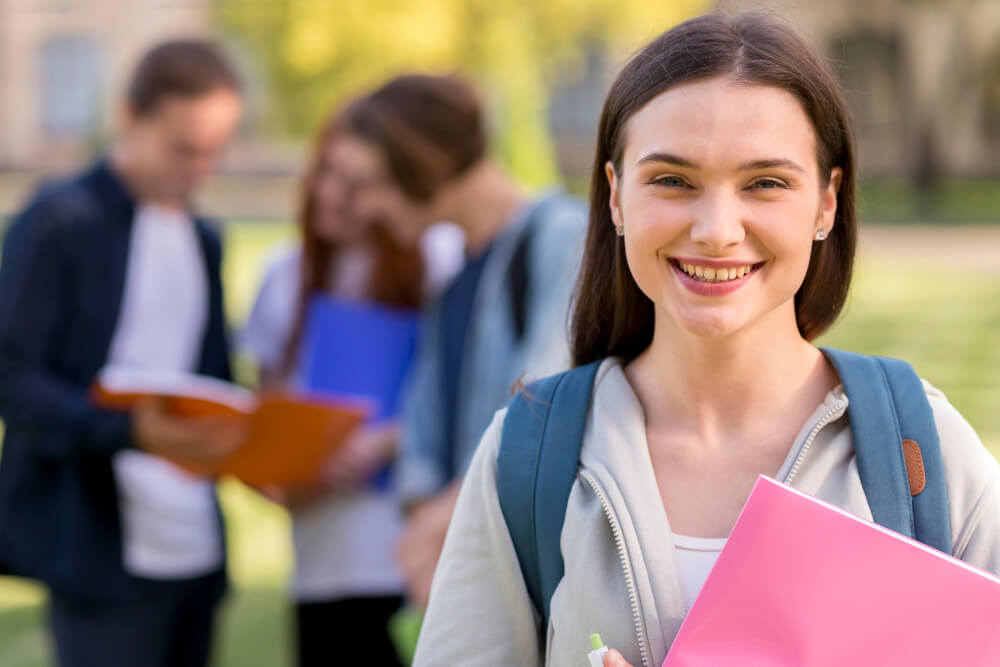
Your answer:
[580,469,652,667]
[784,398,848,486]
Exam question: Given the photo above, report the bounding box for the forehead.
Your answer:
[325,135,385,176]
[622,77,818,171]
[150,89,242,139]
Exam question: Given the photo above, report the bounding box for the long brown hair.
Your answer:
[281,111,425,375]
[571,12,858,367]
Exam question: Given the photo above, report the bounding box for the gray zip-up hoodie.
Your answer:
[414,359,1000,667]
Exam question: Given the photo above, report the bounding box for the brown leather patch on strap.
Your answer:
[902,439,926,496]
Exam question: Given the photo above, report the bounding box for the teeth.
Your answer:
[678,262,755,283]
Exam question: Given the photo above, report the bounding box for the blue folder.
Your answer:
[299,296,420,422]
[299,297,421,491]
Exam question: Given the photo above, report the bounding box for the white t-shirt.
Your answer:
[672,533,727,610]
[108,203,223,580]
[240,224,464,601]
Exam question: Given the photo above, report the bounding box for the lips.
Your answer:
[668,258,765,295]
[675,261,755,283]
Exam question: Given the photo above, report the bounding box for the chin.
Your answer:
[671,308,748,340]
[682,320,741,340]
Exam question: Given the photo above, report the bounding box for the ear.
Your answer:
[605,161,622,228]
[816,166,842,235]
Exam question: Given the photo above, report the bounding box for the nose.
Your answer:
[689,189,746,251]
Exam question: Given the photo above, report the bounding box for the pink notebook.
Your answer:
[662,476,1000,667]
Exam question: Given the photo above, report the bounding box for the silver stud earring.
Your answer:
[815,229,828,241]
[615,225,625,237]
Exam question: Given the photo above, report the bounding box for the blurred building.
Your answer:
[0,0,214,169]
[0,0,298,217]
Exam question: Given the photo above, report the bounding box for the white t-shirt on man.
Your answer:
[108,203,223,580]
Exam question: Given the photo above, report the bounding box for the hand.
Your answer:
[321,423,399,492]
[396,483,461,608]
[266,479,331,510]
[261,423,401,510]
[604,649,634,667]
[132,396,247,465]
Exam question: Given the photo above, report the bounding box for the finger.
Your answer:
[257,485,286,504]
[604,648,633,667]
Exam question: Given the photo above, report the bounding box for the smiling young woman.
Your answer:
[410,12,1000,667]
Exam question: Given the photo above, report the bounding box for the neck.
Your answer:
[110,143,185,210]
[443,161,527,256]
[626,305,835,440]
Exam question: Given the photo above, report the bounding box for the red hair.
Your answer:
[281,110,425,375]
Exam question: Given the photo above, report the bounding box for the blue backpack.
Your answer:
[496,348,951,631]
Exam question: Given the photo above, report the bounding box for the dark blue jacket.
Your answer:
[0,160,232,604]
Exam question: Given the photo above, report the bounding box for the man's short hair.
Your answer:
[127,40,241,116]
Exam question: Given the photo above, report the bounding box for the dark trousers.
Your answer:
[49,569,226,667]
[295,595,404,667]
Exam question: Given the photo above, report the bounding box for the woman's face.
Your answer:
[607,76,841,341]
[310,135,387,244]
[349,145,436,248]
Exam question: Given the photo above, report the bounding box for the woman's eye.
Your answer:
[749,178,787,190]
[650,175,689,188]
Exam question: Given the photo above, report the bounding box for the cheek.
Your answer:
[622,199,685,268]
[766,198,819,259]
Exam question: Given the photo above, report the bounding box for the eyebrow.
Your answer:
[635,152,805,173]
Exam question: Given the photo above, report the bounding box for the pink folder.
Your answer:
[662,476,1000,667]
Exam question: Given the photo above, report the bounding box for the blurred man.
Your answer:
[0,41,243,667]
[337,75,587,609]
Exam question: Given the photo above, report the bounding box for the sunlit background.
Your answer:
[1,0,998,665]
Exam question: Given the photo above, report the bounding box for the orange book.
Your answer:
[91,368,370,486]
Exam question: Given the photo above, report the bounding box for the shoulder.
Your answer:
[421,223,466,295]
[261,241,303,278]
[251,241,303,305]
[193,216,224,247]
[921,382,1000,566]
[464,409,507,489]
[524,192,587,268]
[7,170,101,244]
[922,380,999,493]
[529,192,586,240]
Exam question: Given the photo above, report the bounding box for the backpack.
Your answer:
[496,348,952,632]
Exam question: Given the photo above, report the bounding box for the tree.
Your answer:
[218,0,705,186]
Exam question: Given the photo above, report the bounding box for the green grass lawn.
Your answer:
[0,221,997,667]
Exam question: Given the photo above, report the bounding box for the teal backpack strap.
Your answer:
[822,348,952,554]
[496,361,602,631]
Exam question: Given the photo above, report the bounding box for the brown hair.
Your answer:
[127,40,241,116]
[571,12,858,367]
[280,111,425,375]
[343,74,487,201]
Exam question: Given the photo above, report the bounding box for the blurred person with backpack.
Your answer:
[340,74,587,609]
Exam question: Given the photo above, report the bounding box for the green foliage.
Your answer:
[218,0,706,187]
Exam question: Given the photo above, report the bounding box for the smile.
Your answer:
[676,261,756,283]
[668,258,765,296]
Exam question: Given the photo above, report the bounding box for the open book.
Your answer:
[92,367,369,486]
[663,476,1000,666]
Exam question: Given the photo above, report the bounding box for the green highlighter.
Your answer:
[588,633,609,667]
